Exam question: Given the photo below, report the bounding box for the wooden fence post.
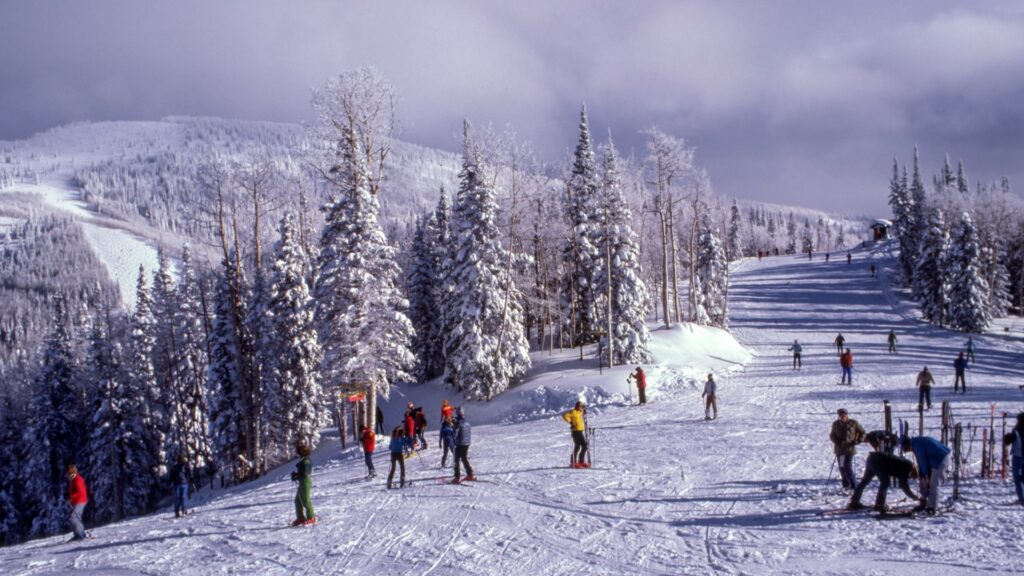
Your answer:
[884,401,892,436]
[953,423,962,501]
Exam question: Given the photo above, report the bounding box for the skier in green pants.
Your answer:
[291,443,316,526]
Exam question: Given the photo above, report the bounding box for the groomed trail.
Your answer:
[4,243,1024,575]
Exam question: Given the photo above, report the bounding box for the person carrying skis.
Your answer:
[965,336,976,363]
[702,373,718,420]
[291,444,316,526]
[452,407,475,483]
[628,367,648,405]
[833,333,845,356]
[839,348,853,385]
[848,432,920,513]
[953,351,968,394]
[1002,412,1024,506]
[830,408,866,491]
[65,464,90,541]
[413,406,428,450]
[915,366,934,410]
[360,425,376,479]
[439,415,455,468]
[900,435,951,514]
[562,401,589,468]
[387,426,413,489]
[788,340,803,369]
[170,454,190,518]
[887,329,897,354]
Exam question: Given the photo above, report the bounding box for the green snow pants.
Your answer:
[295,479,314,521]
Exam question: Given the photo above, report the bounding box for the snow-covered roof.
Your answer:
[871,219,892,228]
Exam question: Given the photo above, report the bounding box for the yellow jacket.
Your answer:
[562,408,585,432]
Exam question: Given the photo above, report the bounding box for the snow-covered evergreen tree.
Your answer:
[947,212,991,332]
[125,265,164,502]
[263,214,323,464]
[695,211,730,328]
[907,148,929,284]
[800,218,813,253]
[888,157,915,280]
[562,104,601,344]
[408,216,442,382]
[0,395,23,544]
[442,123,531,400]
[913,209,950,326]
[727,200,743,261]
[592,137,650,364]
[148,250,178,477]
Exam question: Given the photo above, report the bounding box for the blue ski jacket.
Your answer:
[389,437,412,454]
[440,422,455,447]
[908,436,950,476]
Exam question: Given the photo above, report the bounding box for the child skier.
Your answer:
[562,401,589,468]
[387,426,413,489]
[291,444,316,526]
[439,415,455,468]
[360,425,376,479]
[65,464,90,541]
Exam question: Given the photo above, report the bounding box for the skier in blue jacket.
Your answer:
[439,415,455,468]
[387,426,413,489]
[901,435,951,514]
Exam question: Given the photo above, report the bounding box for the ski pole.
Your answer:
[824,455,837,496]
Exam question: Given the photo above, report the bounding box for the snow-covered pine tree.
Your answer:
[696,211,730,328]
[408,216,441,382]
[907,147,929,284]
[148,250,178,477]
[20,299,84,536]
[426,191,451,375]
[263,214,323,465]
[727,200,743,261]
[562,104,602,345]
[801,218,813,254]
[947,212,991,332]
[442,122,532,400]
[913,208,951,326]
[592,137,650,365]
[0,394,23,544]
[785,214,797,254]
[888,156,915,280]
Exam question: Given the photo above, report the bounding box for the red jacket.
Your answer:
[635,370,647,389]
[405,414,416,437]
[361,428,375,453]
[69,474,88,505]
[840,352,853,368]
[441,405,453,420]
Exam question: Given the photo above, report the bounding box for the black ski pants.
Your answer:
[954,372,966,393]
[638,386,647,405]
[454,444,473,479]
[850,453,916,509]
[918,386,932,409]
[387,452,406,488]
[793,353,801,369]
[572,430,588,464]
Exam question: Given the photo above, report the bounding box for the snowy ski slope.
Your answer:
[2,244,1023,575]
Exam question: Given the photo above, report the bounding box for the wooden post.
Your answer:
[918,401,924,437]
[953,423,962,501]
[1002,412,1008,480]
[883,401,892,435]
[941,401,950,445]
[989,403,997,479]
[339,396,348,450]
[981,429,988,478]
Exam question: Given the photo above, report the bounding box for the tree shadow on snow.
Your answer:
[52,530,235,555]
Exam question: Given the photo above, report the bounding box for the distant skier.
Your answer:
[846,252,852,264]
[900,435,951,515]
[360,425,376,479]
[848,433,920,513]
[833,333,845,356]
[1002,412,1024,506]
[839,348,853,385]
[386,426,413,489]
[830,408,866,491]
[65,464,91,541]
[413,406,429,450]
[915,366,934,410]
[808,248,813,260]
[702,373,718,420]
[291,443,316,526]
[886,330,897,354]
[965,336,976,364]
[870,264,876,277]
[170,454,190,518]
[788,340,803,369]
[452,407,476,483]
[953,351,968,394]
[825,253,830,263]
[562,401,590,468]
[628,366,648,405]
[439,415,455,468]
[375,405,385,435]
[440,399,454,421]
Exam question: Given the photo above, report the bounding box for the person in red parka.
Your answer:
[840,348,853,385]
[66,464,90,541]
[404,403,417,449]
[360,425,376,479]
[628,367,648,405]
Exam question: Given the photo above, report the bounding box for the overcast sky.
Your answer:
[3,1,1024,215]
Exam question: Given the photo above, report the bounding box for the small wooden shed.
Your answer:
[870,219,892,241]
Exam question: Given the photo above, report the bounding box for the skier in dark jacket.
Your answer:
[439,415,455,468]
[375,405,385,435]
[360,425,376,479]
[413,407,428,450]
[387,426,412,489]
[1002,412,1024,506]
[953,351,968,393]
[452,407,475,483]
[830,408,866,490]
[291,444,316,526]
[788,340,802,369]
[848,434,920,512]
[887,330,897,354]
[170,454,190,518]
[965,336,976,363]
[833,333,845,356]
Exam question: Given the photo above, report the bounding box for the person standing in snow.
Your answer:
[452,407,475,483]
[360,425,376,479]
[887,329,897,354]
[291,444,316,526]
[915,367,934,410]
[839,348,853,385]
[953,351,969,394]
[439,415,455,468]
[562,401,589,469]
[788,340,803,369]
[387,426,412,489]
[830,408,866,491]
[404,403,417,448]
[66,464,90,541]
[848,432,920,513]
[965,336,976,364]
[825,253,830,263]
[846,252,852,264]
[901,435,951,514]
[376,405,385,435]
[833,333,845,356]
[702,373,718,420]
[440,399,454,422]
[170,454,190,518]
[1002,412,1024,506]
[414,406,429,449]
[628,367,648,405]
[870,264,876,277]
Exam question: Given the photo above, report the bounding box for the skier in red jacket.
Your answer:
[360,425,376,479]
[628,367,648,405]
[840,348,853,385]
[66,464,90,541]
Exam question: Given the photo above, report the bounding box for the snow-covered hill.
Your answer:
[3,244,1022,575]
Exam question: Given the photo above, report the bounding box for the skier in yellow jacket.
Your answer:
[562,401,589,468]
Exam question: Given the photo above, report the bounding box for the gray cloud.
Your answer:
[2,1,1024,215]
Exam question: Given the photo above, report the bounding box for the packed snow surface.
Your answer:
[3,245,1024,575]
